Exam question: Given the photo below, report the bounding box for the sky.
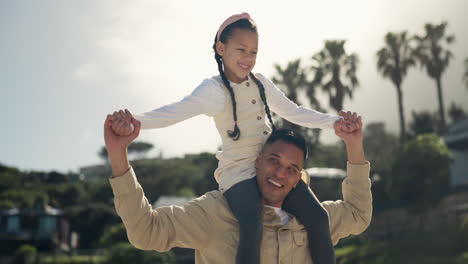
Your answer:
[1,0,467,173]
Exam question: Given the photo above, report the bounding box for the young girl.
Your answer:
[110,13,354,264]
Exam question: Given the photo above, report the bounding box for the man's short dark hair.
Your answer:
[265,129,308,161]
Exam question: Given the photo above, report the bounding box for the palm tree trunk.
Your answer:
[435,77,446,133]
[396,83,406,143]
[332,67,344,112]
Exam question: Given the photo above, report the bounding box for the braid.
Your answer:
[214,50,240,140]
[250,72,276,131]
[212,18,259,141]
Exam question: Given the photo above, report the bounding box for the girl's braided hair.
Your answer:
[212,19,275,140]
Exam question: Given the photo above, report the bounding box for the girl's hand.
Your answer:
[104,113,140,156]
[338,110,360,133]
[334,111,363,145]
[110,109,134,136]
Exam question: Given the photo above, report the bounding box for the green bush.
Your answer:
[40,253,105,264]
[104,242,176,264]
[12,244,37,264]
[388,133,453,212]
[460,218,468,251]
[99,223,128,248]
[457,252,468,264]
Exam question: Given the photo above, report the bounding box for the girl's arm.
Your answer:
[257,73,342,130]
[134,78,225,130]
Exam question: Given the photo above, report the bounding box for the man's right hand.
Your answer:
[109,109,135,136]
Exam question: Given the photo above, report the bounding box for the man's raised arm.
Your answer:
[324,112,372,245]
[104,112,213,252]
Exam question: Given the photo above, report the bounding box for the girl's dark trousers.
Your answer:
[224,177,336,264]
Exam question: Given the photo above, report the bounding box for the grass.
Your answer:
[40,254,105,264]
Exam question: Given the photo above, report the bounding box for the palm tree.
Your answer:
[376,31,416,142]
[463,58,468,90]
[414,22,455,132]
[272,59,307,104]
[310,40,359,113]
[272,59,307,133]
[98,146,109,164]
[272,59,322,145]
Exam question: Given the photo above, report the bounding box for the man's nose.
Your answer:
[273,166,288,179]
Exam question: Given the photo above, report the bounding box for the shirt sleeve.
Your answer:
[321,162,373,245]
[134,78,225,129]
[109,167,215,251]
[256,73,342,130]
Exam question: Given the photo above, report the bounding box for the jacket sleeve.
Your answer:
[321,162,373,245]
[109,167,215,251]
[134,78,225,129]
[256,73,341,130]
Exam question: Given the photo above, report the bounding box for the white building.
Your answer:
[445,119,468,187]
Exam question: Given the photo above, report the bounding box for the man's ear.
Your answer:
[216,41,225,56]
[255,153,263,169]
[292,173,303,188]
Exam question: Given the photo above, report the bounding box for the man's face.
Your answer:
[255,140,304,208]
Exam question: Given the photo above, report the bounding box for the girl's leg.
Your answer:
[283,180,336,264]
[224,177,263,264]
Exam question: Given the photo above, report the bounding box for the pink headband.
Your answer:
[216,12,253,42]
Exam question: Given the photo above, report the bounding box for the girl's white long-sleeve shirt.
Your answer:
[134,73,341,191]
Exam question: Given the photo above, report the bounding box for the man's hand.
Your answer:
[334,111,365,164]
[335,111,363,145]
[104,110,141,177]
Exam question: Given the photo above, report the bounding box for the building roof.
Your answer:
[1,204,62,216]
[445,118,468,150]
[305,167,346,179]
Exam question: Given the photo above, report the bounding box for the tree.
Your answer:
[98,146,108,164]
[99,224,128,248]
[272,59,308,133]
[99,141,154,163]
[448,102,467,125]
[272,59,322,147]
[0,163,23,192]
[408,110,438,137]
[66,203,120,249]
[128,141,154,159]
[376,31,416,142]
[414,22,455,132]
[363,122,399,203]
[310,40,359,112]
[0,189,49,209]
[388,134,453,212]
[46,182,88,208]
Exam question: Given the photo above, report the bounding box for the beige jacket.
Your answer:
[109,162,372,264]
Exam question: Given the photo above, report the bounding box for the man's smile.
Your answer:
[267,178,284,188]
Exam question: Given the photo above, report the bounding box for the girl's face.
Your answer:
[216,28,258,83]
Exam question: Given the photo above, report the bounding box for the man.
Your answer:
[104,111,372,264]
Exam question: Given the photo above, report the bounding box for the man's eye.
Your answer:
[288,167,298,175]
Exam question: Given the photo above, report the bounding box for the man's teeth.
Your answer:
[268,179,283,188]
